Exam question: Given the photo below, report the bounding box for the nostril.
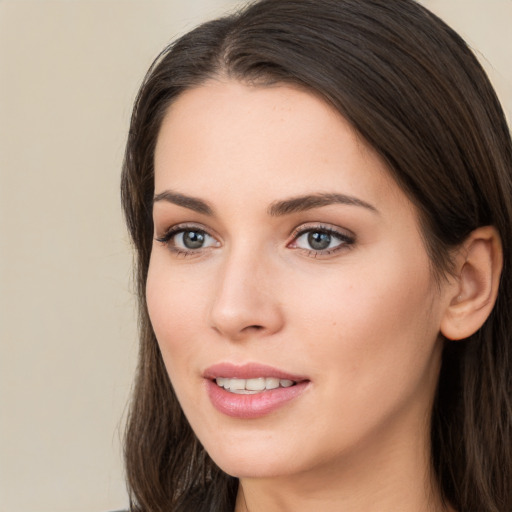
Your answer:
[245,325,264,331]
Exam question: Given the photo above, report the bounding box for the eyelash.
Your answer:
[289,224,355,257]
[155,223,355,258]
[155,223,218,257]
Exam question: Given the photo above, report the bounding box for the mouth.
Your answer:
[214,377,296,394]
[203,363,309,418]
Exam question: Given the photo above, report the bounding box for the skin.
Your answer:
[147,80,459,511]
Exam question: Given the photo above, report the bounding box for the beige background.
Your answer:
[0,1,510,511]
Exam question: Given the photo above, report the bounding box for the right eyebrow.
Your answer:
[153,190,213,216]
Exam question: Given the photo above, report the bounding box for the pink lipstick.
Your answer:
[203,363,310,419]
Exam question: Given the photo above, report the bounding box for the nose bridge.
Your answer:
[209,240,283,340]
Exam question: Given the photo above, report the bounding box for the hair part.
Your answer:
[121,1,512,510]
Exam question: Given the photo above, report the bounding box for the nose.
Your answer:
[208,247,285,341]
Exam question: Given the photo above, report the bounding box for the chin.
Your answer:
[215,457,297,480]
[201,433,303,479]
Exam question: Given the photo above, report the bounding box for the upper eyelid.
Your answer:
[155,221,355,245]
[155,224,219,254]
[290,222,355,239]
[156,222,217,238]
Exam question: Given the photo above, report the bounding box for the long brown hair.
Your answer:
[121,1,512,510]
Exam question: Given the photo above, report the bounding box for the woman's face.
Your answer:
[147,80,453,481]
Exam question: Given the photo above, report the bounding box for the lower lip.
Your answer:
[205,379,309,419]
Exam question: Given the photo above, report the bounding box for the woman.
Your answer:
[121,0,512,510]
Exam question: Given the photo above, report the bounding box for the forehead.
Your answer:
[153,79,405,211]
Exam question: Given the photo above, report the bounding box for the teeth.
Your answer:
[246,378,266,391]
[216,377,227,388]
[229,378,245,391]
[215,377,297,394]
[266,377,279,390]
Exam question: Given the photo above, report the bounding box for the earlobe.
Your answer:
[440,226,503,341]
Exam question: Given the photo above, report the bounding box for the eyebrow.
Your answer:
[153,190,378,217]
[267,193,378,216]
[153,190,213,215]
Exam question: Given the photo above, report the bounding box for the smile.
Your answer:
[203,363,309,419]
[215,377,295,394]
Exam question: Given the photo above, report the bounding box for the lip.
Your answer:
[203,362,310,419]
[203,362,307,381]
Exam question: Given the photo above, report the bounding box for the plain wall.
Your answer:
[0,2,241,511]
[0,1,510,511]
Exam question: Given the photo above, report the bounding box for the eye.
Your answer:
[290,225,355,255]
[156,225,219,254]
[175,229,215,249]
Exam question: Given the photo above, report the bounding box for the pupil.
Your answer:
[183,231,205,249]
[308,231,331,250]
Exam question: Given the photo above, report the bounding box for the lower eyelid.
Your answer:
[156,223,353,255]
[155,225,221,254]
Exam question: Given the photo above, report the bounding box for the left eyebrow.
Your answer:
[268,193,379,216]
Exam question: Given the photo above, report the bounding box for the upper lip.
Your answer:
[203,362,309,382]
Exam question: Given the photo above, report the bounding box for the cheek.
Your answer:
[290,244,441,391]
[146,256,207,370]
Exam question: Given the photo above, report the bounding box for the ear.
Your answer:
[440,226,503,341]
